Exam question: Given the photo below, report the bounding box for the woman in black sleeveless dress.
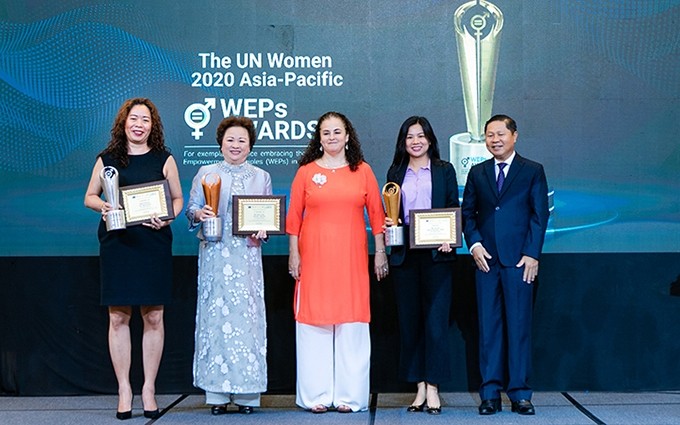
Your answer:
[84,98,183,420]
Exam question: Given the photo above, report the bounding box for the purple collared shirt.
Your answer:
[401,161,432,225]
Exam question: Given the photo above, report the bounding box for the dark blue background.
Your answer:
[1,0,679,255]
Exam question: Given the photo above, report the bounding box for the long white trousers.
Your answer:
[295,322,371,412]
[205,391,260,407]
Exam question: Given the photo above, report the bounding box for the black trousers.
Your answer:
[392,248,454,384]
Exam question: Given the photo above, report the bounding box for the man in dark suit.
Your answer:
[461,114,549,416]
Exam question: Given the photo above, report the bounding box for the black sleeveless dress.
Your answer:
[98,150,173,306]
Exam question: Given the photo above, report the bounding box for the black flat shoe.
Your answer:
[143,409,161,419]
[211,404,228,415]
[115,410,132,420]
[238,405,254,414]
[478,398,502,415]
[426,406,441,415]
[406,402,425,412]
[425,383,441,415]
[511,399,535,415]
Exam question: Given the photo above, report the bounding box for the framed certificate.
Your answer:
[232,195,286,235]
[120,180,175,226]
[409,208,462,249]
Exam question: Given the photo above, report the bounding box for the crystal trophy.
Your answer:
[99,166,126,231]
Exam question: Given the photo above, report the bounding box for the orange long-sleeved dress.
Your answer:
[286,161,385,325]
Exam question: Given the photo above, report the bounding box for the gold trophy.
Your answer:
[382,182,404,246]
[201,173,222,241]
[99,166,126,231]
[450,0,503,186]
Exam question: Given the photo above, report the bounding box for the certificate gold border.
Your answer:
[232,195,286,235]
[409,208,462,249]
[120,180,174,226]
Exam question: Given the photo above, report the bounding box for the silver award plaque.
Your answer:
[99,166,126,231]
[450,0,503,186]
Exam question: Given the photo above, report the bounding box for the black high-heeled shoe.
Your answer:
[115,410,132,420]
[406,402,426,412]
[143,409,161,419]
[116,392,133,420]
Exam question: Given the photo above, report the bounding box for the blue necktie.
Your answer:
[497,162,507,193]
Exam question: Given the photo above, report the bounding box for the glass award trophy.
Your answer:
[99,166,126,231]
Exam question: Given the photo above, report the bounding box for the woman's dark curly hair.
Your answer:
[299,111,364,171]
[99,98,166,167]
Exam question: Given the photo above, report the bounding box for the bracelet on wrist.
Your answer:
[375,249,386,253]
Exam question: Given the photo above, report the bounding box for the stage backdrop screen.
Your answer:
[1,0,679,256]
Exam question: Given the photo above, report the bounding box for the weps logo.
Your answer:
[184,98,216,140]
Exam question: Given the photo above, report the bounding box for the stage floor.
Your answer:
[1,391,679,424]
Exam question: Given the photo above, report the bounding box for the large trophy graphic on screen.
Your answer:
[450,0,503,186]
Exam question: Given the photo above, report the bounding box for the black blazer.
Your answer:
[461,154,549,267]
[386,159,460,266]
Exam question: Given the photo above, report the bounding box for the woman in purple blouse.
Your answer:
[385,116,459,415]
